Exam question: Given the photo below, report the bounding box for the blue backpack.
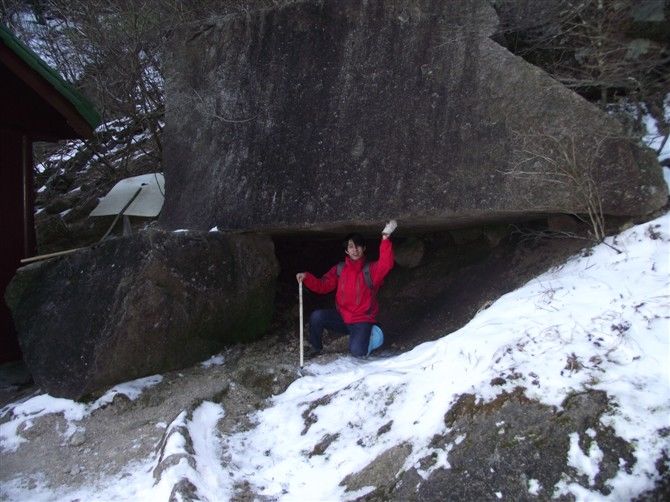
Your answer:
[368,325,384,355]
[336,262,384,355]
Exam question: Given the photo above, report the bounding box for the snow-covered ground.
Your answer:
[1,169,668,500]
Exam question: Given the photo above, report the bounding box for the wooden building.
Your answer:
[1,24,100,363]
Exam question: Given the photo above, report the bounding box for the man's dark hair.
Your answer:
[343,232,366,250]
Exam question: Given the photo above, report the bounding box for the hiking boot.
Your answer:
[304,347,322,360]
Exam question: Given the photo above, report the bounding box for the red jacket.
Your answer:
[303,238,394,324]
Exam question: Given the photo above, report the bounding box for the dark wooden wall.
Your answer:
[1,49,79,363]
[0,129,35,362]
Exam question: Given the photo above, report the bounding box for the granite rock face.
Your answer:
[161,0,666,234]
[343,389,637,500]
[5,230,278,399]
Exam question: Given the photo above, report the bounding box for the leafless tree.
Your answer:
[493,0,669,133]
[0,0,302,159]
[503,128,624,250]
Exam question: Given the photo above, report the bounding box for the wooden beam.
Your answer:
[20,247,85,265]
[0,43,94,139]
[21,134,35,257]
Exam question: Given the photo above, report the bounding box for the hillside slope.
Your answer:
[1,170,668,501]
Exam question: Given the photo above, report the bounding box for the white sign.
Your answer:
[90,173,165,218]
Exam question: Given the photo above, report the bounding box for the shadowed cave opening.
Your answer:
[270,217,589,352]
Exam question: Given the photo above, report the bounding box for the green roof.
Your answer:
[0,23,101,131]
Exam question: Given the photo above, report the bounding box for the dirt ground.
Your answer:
[0,331,302,494]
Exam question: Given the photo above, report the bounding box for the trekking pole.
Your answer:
[299,281,304,368]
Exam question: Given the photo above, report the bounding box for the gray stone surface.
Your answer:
[393,238,425,268]
[386,389,636,501]
[161,0,666,234]
[5,230,278,399]
[341,443,413,494]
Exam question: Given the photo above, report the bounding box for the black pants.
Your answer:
[309,309,371,357]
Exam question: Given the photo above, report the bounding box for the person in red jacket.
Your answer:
[296,220,397,357]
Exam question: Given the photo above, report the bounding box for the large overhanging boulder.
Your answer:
[5,230,278,400]
[161,0,667,234]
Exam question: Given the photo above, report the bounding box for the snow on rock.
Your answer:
[0,375,162,453]
[201,213,669,500]
[567,432,604,486]
[1,213,669,501]
[200,354,225,368]
[152,402,229,500]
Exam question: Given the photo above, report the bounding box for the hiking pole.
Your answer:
[299,281,304,368]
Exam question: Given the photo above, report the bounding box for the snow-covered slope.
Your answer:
[1,175,668,500]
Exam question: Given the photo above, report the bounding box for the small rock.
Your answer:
[69,429,87,447]
[490,377,506,386]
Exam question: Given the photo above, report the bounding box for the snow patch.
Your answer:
[0,375,162,453]
[528,478,541,495]
[567,432,604,486]
[201,354,225,368]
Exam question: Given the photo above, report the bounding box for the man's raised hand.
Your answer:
[382,220,397,236]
